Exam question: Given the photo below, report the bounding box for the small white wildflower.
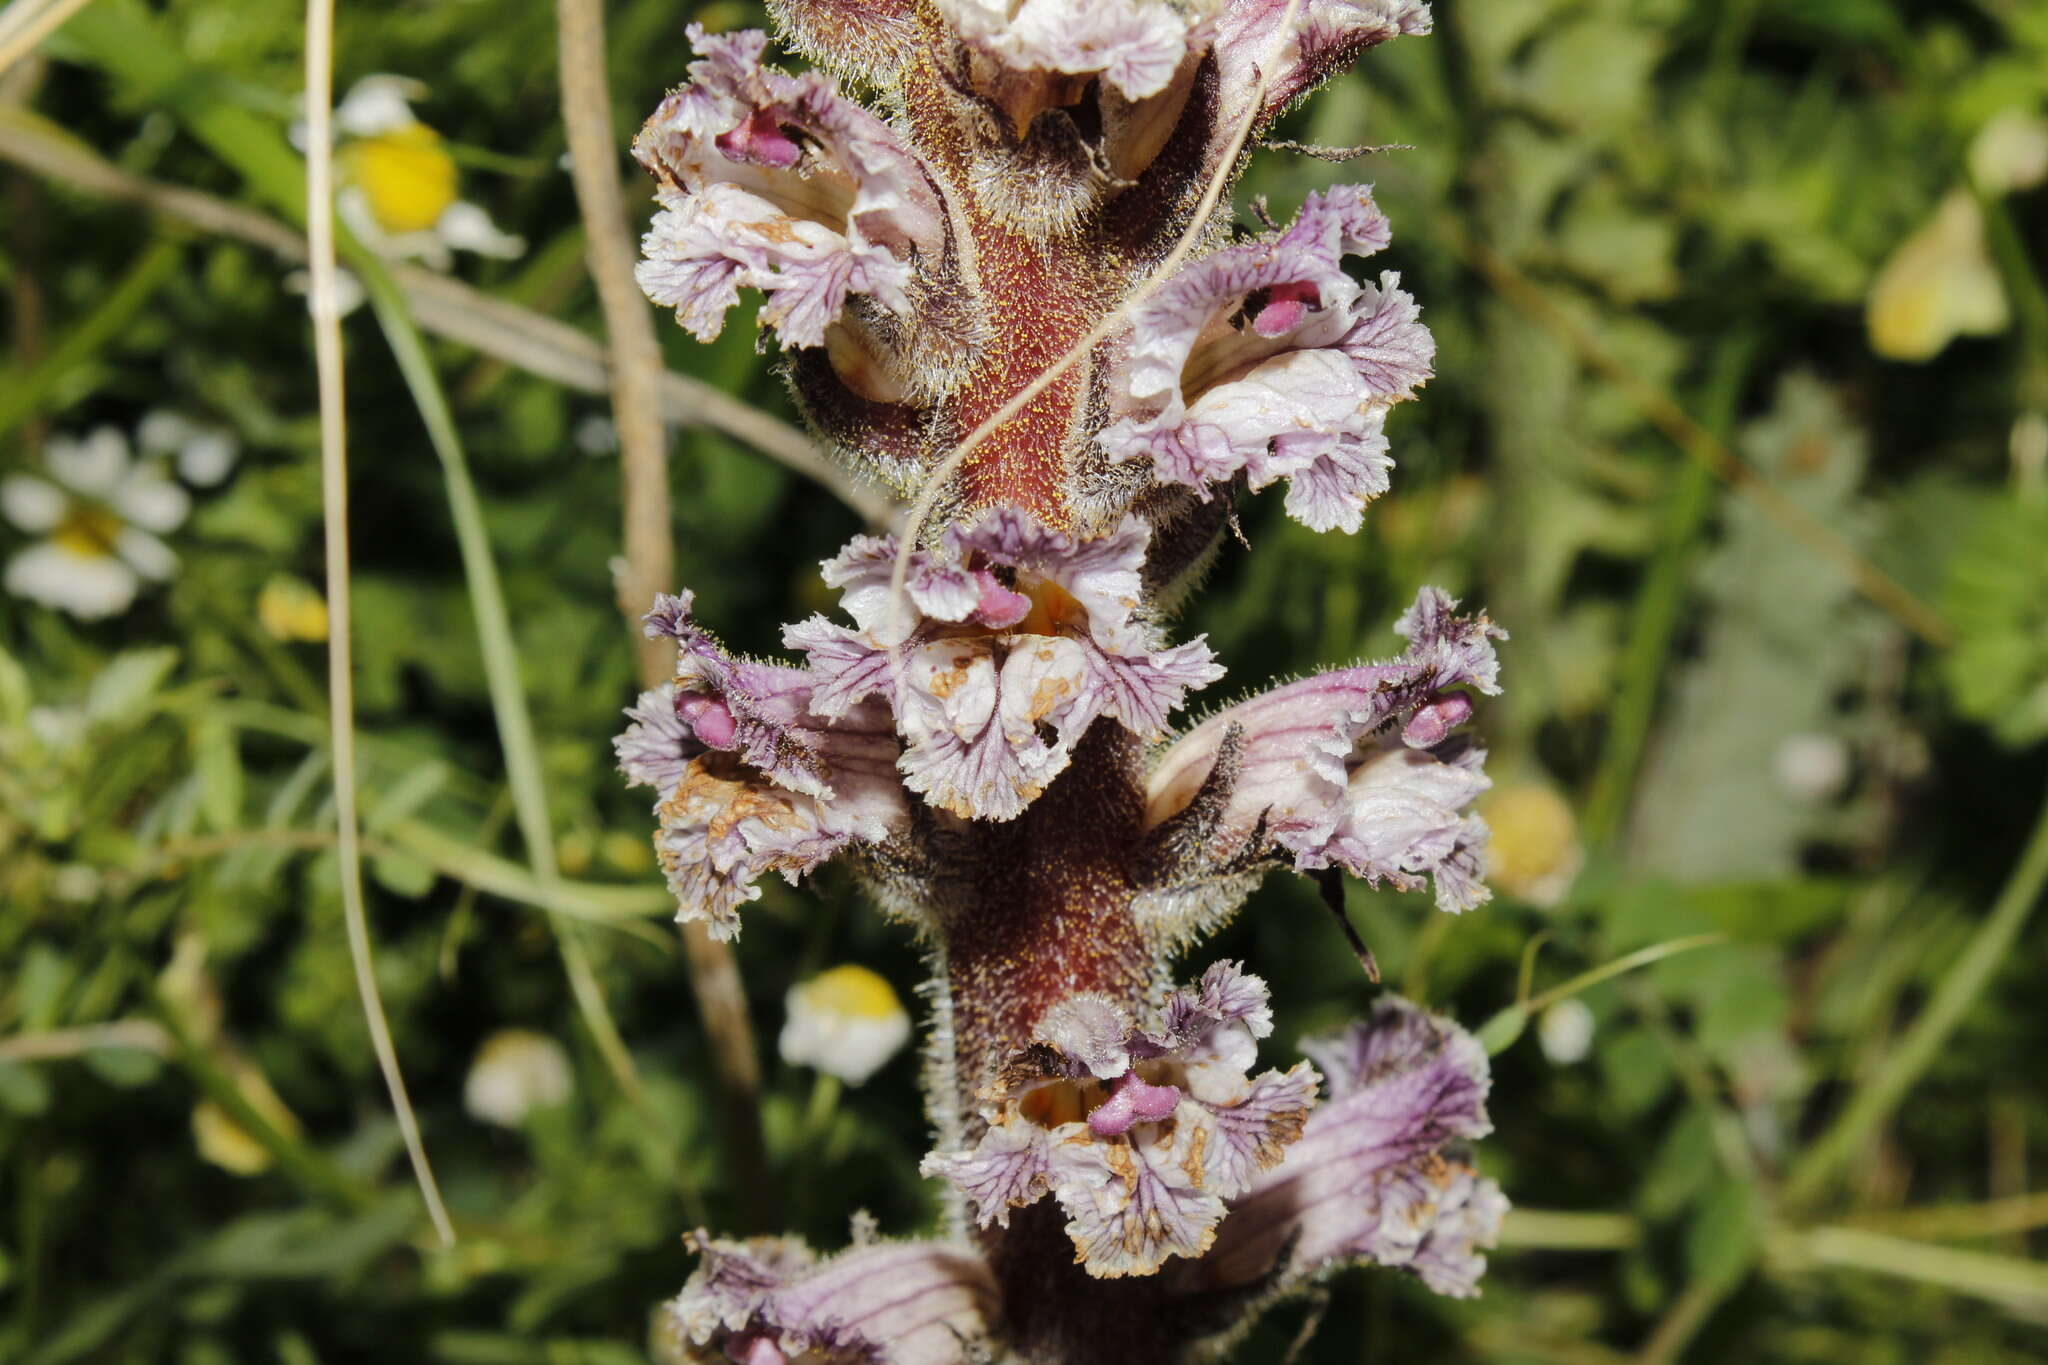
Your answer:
[779,965,912,1087]
[3,427,188,620]
[1969,108,2048,196]
[1537,998,1595,1066]
[464,1028,574,1127]
[50,865,102,904]
[574,414,620,456]
[137,410,241,487]
[1774,732,1851,804]
[1866,190,2008,362]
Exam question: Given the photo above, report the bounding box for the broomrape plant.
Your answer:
[612,1,1508,1359]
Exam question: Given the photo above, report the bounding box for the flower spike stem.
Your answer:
[619,2,1507,1358]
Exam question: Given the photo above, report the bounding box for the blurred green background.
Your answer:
[3,0,2047,1360]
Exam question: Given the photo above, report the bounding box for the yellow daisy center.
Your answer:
[346,123,459,236]
[801,965,903,1021]
[52,504,124,559]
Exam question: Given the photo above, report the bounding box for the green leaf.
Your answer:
[1477,1005,1529,1056]
[1684,879,1852,942]
[85,649,179,722]
[370,852,437,899]
[1684,1176,1763,1284]
[17,942,74,1030]
[82,1046,165,1089]
[1942,494,2048,747]
[364,762,450,834]
[1599,1028,1674,1117]
[0,646,30,727]
[191,715,243,833]
[1640,1107,1716,1219]
[0,1060,52,1116]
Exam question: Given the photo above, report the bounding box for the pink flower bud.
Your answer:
[1402,691,1473,748]
[1087,1072,1183,1137]
[679,693,739,749]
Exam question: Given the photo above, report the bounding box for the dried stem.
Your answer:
[0,0,96,78]
[556,0,676,687]
[554,0,768,1220]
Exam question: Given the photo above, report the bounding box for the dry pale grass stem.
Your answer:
[304,0,454,1248]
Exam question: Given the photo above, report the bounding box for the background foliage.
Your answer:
[3,0,2047,1360]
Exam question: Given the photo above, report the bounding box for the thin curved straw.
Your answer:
[305,0,454,1247]
[883,0,1309,648]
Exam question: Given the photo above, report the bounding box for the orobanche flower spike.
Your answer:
[621,2,1507,1360]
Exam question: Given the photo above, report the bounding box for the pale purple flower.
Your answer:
[1145,586,1504,913]
[1101,185,1434,532]
[658,1231,998,1363]
[786,510,1223,822]
[1194,995,1505,1300]
[922,962,1318,1278]
[633,25,943,348]
[618,591,908,939]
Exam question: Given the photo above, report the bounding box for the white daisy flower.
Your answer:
[778,965,913,1087]
[329,74,526,272]
[3,427,190,620]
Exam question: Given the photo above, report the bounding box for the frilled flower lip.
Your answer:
[616,592,908,939]
[633,25,943,349]
[1144,585,1504,913]
[1211,0,1434,130]
[937,0,1203,103]
[922,961,1319,1278]
[1100,185,1435,532]
[784,509,1223,823]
